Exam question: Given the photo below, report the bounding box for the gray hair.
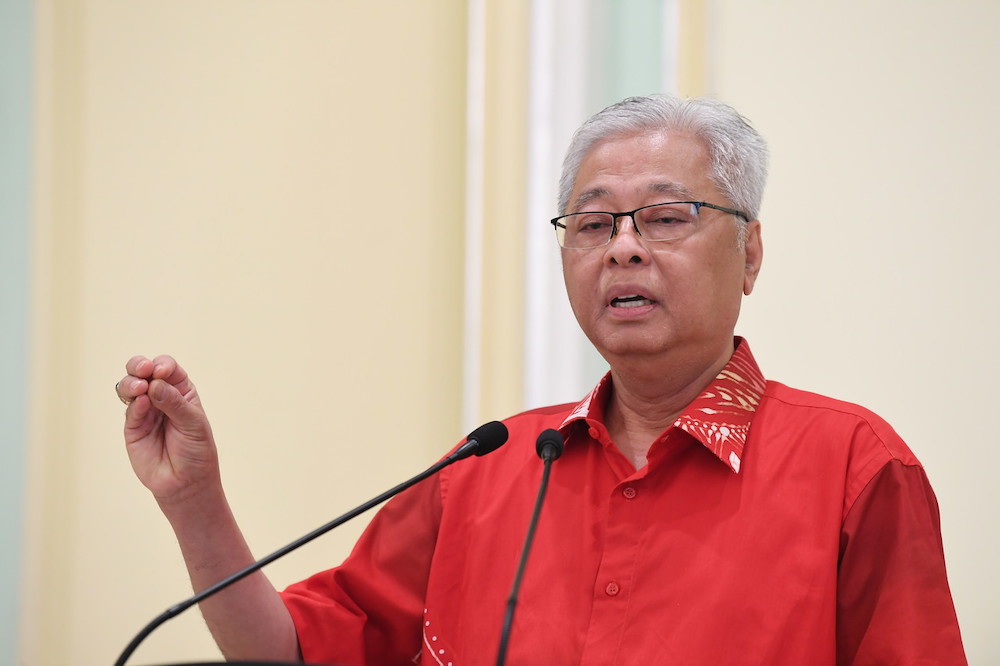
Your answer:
[557,95,770,226]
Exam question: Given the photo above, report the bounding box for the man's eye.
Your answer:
[647,216,686,226]
[573,215,612,233]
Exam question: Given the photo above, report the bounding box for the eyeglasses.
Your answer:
[551,201,750,249]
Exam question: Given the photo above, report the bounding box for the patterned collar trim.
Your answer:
[558,338,767,474]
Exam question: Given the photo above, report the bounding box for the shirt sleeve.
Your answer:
[837,459,967,665]
[280,473,443,665]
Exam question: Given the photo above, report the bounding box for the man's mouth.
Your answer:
[610,295,654,308]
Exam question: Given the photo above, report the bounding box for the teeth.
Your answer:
[611,295,652,308]
[614,299,652,308]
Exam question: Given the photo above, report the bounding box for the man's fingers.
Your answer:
[120,356,156,405]
[125,355,154,378]
[116,375,149,405]
[148,379,203,429]
[149,354,180,381]
[123,394,154,435]
[126,355,184,385]
[120,355,198,408]
[148,355,199,401]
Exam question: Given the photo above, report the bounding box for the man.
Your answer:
[117,94,966,664]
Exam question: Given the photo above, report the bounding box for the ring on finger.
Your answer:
[116,381,129,406]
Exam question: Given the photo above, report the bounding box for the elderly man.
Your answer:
[117,95,966,664]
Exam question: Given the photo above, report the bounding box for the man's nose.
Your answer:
[612,214,641,240]
[606,215,648,264]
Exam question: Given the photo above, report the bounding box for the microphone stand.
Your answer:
[494,429,564,666]
[115,422,508,666]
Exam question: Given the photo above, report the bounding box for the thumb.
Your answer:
[148,379,208,435]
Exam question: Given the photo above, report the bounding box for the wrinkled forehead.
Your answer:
[570,181,697,212]
[567,129,715,210]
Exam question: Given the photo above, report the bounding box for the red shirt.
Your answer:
[282,340,966,665]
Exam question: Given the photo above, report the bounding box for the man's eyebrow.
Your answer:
[570,188,611,211]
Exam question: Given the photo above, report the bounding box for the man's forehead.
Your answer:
[571,181,696,211]
[567,128,712,210]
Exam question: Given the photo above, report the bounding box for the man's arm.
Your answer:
[837,459,966,665]
[118,355,300,661]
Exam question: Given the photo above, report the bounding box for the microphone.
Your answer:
[535,427,564,462]
[448,419,509,461]
[495,428,564,666]
[114,421,510,666]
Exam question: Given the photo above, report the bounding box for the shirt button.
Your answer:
[587,426,600,439]
[605,581,620,596]
[622,486,637,499]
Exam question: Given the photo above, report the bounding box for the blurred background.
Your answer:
[3,0,997,663]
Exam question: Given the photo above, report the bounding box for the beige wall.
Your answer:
[25,1,476,663]
[709,1,1000,661]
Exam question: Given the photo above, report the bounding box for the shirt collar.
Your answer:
[558,338,767,474]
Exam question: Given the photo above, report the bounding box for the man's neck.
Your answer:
[603,341,736,469]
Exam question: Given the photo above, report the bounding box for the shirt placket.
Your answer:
[580,474,648,664]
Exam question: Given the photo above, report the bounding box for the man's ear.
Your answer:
[743,219,763,296]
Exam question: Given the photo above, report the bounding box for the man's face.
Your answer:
[561,129,762,365]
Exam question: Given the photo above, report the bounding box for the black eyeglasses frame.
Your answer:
[550,201,750,249]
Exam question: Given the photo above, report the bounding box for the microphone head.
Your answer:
[535,428,565,462]
[467,420,509,457]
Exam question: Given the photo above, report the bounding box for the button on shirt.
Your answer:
[282,339,966,665]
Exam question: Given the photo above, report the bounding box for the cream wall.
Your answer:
[708,1,1000,662]
[24,1,472,663]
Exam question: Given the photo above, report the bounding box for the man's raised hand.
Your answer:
[117,355,220,505]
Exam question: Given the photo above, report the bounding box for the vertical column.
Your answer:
[0,0,32,662]
[524,0,681,409]
[464,0,532,429]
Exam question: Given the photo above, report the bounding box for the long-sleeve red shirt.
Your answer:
[282,339,966,665]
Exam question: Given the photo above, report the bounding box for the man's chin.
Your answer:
[592,333,674,362]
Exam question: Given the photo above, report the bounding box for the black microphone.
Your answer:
[448,420,509,461]
[495,428,565,666]
[114,421,510,666]
[535,428,564,462]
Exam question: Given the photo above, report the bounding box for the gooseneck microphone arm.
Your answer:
[114,420,509,666]
[494,428,565,666]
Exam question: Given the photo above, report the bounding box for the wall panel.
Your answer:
[709,1,1000,660]
[24,2,468,662]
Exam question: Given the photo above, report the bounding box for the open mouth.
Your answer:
[610,294,654,308]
